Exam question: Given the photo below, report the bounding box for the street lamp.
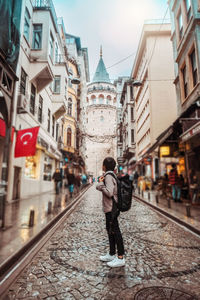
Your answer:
[126,78,142,87]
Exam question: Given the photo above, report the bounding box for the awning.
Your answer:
[180,121,200,142]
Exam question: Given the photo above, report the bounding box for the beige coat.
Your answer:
[96,171,118,213]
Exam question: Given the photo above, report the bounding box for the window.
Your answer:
[20,68,27,95]
[47,109,51,133]
[53,76,61,93]
[43,156,52,181]
[181,65,188,98]
[30,84,36,115]
[131,129,134,144]
[131,107,134,121]
[185,0,191,21]
[55,43,58,63]
[49,32,54,60]
[99,96,104,104]
[56,123,59,141]
[38,96,43,123]
[32,24,42,49]
[52,115,55,137]
[190,49,197,87]
[24,8,30,42]
[68,98,72,116]
[177,11,183,40]
[100,116,104,122]
[130,86,133,100]
[67,128,72,146]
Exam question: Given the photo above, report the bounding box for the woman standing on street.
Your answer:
[96,157,125,268]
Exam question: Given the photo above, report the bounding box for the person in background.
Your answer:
[67,170,75,198]
[82,173,87,185]
[169,163,181,203]
[133,171,139,189]
[52,168,62,194]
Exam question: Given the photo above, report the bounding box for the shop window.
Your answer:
[25,152,39,179]
[20,68,27,95]
[185,0,192,22]
[67,128,72,146]
[30,84,36,115]
[190,49,197,87]
[32,24,42,49]
[38,95,43,123]
[24,8,30,42]
[181,65,188,98]
[43,156,53,181]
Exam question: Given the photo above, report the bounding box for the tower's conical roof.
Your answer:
[92,46,110,83]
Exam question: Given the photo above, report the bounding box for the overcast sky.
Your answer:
[54,0,169,82]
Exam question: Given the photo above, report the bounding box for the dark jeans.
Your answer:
[105,211,124,256]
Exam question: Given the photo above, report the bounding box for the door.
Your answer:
[13,167,21,200]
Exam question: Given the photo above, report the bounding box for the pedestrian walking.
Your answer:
[52,168,62,194]
[133,170,139,189]
[96,157,125,268]
[169,163,181,202]
[67,170,75,198]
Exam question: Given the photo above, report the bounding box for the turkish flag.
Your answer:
[14,126,40,158]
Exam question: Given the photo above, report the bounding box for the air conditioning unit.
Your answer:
[17,94,29,114]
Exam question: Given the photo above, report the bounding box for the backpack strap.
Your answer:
[104,171,118,185]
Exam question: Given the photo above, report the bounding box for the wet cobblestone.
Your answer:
[4,186,200,299]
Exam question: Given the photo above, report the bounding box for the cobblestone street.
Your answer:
[4,185,200,299]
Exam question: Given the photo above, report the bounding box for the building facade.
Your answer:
[85,50,117,177]
[168,0,200,195]
[131,21,177,179]
[114,76,129,169]
[0,0,89,202]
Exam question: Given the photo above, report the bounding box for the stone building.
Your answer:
[85,49,117,177]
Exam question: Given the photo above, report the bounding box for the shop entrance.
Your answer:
[12,167,21,200]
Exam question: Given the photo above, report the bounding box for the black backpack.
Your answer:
[105,172,133,212]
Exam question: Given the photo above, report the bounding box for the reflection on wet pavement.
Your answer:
[5,185,200,299]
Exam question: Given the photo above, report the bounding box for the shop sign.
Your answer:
[181,122,200,142]
[160,146,170,157]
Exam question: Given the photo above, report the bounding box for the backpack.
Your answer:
[105,172,133,212]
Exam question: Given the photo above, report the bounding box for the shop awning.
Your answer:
[180,121,200,142]
[144,125,174,157]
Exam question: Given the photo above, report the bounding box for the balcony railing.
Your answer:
[32,0,58,32]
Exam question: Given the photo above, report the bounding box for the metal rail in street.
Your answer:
[0,184,91,298]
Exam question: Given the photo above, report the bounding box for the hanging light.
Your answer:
[71,78,80,84]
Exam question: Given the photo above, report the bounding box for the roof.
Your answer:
[92,48,110,83]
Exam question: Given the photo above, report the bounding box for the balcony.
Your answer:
[51,94,67,119]
[29,59,54,92]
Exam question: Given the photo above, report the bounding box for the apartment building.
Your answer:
[168,0,200,188]
[131,21,177,178]
[119,80,136,172]
[7,0,69,200]
[114,76,129,168]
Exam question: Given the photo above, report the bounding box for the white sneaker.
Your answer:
[100,253,115,262]
[107,257,125,268]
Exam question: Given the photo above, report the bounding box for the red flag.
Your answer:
[14,126,40,158]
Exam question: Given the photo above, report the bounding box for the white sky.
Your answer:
[54,0,170,82]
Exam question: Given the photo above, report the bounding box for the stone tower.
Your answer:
[85,48,117,177]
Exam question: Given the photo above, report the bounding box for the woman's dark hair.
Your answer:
[103,157,116,171]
